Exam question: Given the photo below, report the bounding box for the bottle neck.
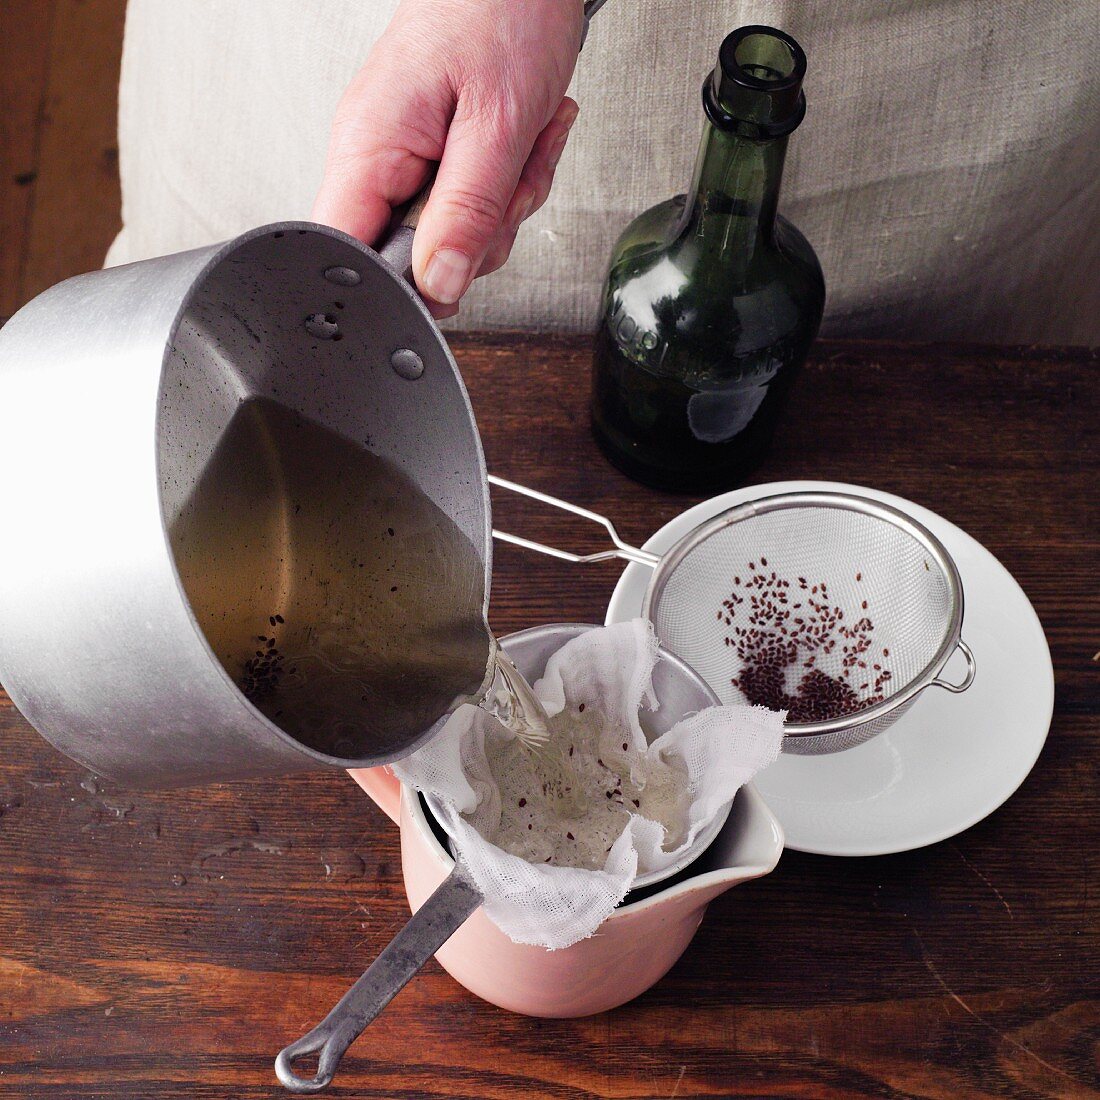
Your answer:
[673,120,789,275]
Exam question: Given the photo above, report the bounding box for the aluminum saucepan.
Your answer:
[0,213,496,786]
[0,0,610,789]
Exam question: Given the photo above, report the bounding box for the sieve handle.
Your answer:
[930,638,976,693]
[488,475,660,568]
[274,863,483,1093]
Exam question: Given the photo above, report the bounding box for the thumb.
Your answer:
[411,99,531,307]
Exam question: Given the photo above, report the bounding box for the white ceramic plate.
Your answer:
[605,480,1054,857]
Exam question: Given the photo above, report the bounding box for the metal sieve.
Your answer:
[490,481,974,755]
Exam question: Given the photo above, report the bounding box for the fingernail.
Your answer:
[423,248,473,305]
[548,132,570,171]
[559,100,580,128]
[512,190,535,228]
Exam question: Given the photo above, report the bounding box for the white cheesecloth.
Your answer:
[392,619,784,949]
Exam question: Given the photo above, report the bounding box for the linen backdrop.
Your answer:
[106,1,1100,344]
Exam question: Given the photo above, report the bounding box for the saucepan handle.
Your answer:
[374,176,435,280]
[580,0,610,44]
[275,862,483,1093]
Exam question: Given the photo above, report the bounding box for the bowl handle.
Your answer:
[930,638,976,694]
[274,863,483,1092]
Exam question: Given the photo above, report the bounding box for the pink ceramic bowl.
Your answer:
[349,624,784,1018]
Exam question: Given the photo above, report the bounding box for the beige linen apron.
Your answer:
[106,1,1099,344]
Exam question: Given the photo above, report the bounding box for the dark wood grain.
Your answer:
[0,0,55,320]
[0,334,1096,1099]
[0,0,125,318]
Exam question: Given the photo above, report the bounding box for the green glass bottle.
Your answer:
[591,25,825,492]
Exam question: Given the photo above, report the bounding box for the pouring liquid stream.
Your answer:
[488,647,590,819]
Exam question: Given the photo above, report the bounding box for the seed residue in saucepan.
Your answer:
[719,563,893,722]
[239,615,288,702]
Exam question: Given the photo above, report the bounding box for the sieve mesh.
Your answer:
[643,496,961,752]
[491,481,970,756]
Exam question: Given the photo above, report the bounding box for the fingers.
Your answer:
[311,39,451,246]
[312,148,428,250]
[312,0,583,318]
[408,94,525,309]
[411,88,580,310]
[477,98,578,277]
[529,96,580,201]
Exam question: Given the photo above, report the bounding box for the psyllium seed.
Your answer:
[721,557,891,722]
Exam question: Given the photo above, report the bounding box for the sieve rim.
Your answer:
[640,491,965,738]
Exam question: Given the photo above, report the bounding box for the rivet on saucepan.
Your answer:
[390,348,424,380]
[323,266,361,287]
[304,313,340,340]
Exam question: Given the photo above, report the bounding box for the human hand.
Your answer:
[313,0,584,318]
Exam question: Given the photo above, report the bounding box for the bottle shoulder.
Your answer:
[608,207,823,297]
[608,195,688,264]
[605,216,824,329]
[599,213,825,385]
[774,214,825,289]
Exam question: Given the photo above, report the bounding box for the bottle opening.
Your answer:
[709,26,807,135]
[733,32,797,83]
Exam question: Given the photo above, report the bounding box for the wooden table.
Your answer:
[0,335,1095,1099]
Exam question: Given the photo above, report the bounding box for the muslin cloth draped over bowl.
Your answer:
[391,619,785,950]
[107,1,1098,345]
